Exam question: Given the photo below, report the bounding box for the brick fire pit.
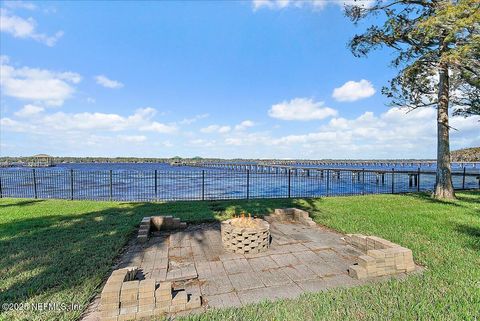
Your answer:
[221,217,270,254]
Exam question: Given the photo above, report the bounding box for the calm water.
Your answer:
[0,162,478,201]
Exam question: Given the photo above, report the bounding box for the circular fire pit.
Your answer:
[221,216,270,254]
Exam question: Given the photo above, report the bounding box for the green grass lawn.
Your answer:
[0,192,479,321]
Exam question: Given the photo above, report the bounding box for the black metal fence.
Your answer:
[0,168,478,202]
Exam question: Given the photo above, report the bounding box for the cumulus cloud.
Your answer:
[271,107,479,157]
[0,107,176,134]
[195,107,478,158]
[0,8,63,46]
[95,75,124,89]
[332,79,376,102]
[235,120,255,131]
[252,0,374,11]
[0,57,81,106]
[268,98,337,121]
[201,125,231,134]
[179,113,209,125]
[118,135,147,143]
[14,104,44,117]
[140,122,177,134]
[4,1,37,11]
[253,0,326,11]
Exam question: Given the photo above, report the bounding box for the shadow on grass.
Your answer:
[0,199,45,208]
[405,191,480,207]
[455,223,480,251]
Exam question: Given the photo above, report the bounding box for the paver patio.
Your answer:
[112,219,404,312]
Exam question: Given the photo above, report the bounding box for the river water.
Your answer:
[0,162,478,201]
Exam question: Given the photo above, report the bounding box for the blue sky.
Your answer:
[1,0,478,159]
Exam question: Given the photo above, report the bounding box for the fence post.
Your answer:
[361,168,365,195]
[0,174,2,198]
[32,168,37,199]
[109,170,113,201]
[462,167,466,189]
[154,170,158,201]
[202,170,205,201]
[246,169,250,199]
[288,169,291,198]
[70,169,74,200]
[326,169,330,196]
[417,168,421,192]
[391,168,395,194]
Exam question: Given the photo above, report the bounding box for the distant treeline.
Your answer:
[1,151,478,164]
[0,156,202,164]
[451,147,480,162]
[1,156,438,165]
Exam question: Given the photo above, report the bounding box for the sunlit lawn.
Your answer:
[0,191,479,320]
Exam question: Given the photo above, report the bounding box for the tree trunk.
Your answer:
[434,62,455,200]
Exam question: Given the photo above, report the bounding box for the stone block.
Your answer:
[186,295,201,310]
[352,234,367,249]
[101,296,120,306]
[348,265,367,279]
[138,291,155,299]
[117,313,136,321]
[119,300,137,308]
[119,305,137,315]
[153,306,170,316]
[100,317,118,321]
[100,307,119,318]
[135,310,155,320]
[367,249,385,259]
[101,301,120,310]
[169,304,186,313]
[157,281,171,292]
[137,303,155,312]
[138,296,155,305]
[138,228,149,235]
[357,255,375,268]
[120,281,139,302]
[155,298,171,309]
[138,279,156,293]
[172,290,188,305]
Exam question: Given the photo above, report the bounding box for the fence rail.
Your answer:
[0,168,479,202]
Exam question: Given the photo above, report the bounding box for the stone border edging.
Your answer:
[345,234,415,279]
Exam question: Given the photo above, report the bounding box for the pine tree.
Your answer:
[346,0,479,199]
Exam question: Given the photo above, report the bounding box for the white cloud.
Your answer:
[235,120,255,131]
[14,104,44,117]
[140,122,177,134]
[4,1,37,10]
[179,113,209,125]
[95,75,124,89]
[253,0,326,11]
[252,0,373,11]
[268,98,337,121]
[332,79,376,102]
[201,125,231,134]
[270,107,479,158]
[0,8,63,46]
[118,135,147,143]
[1,107,171,133]
[189,138,216,147]
[0,57,81,106]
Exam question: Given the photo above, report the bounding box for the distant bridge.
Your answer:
[179,160,479,172]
